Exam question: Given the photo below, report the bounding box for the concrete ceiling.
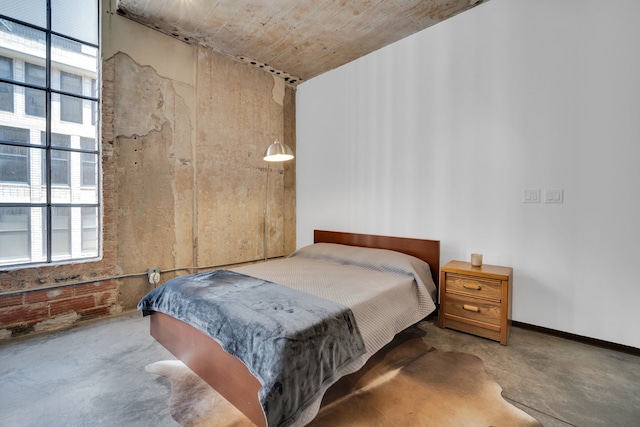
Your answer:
[116,0,487,86]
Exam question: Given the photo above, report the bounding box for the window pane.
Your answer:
[80,136,96,151]
[25,62,46,87]
[80,137,97,189]
[25,86,46,117]
[51,103,99,149]
[0,55,11,78]
[42,131,70,149]
[78,152,99,203]
[52,34,83,54]
[51,35,99,80]
[0,0,47,28]
[57,70,85,123]
[0,126,30,183]
[0,21,46,82]
[52,0,99,45]
[60,94,82,123]
[0,124,29,143]
[60,71,82,96]
[25,62,46,117]
[51,206,70,257]
[0,143,29,183]
[51,133,70,148]
[81,206,98,253]
[0,81,14,112]
[0,146,43,203]
[41,134,71,187]
[0,206,30,264]
[0,55,11,79]
[81,153,97,187]
[51,149,70,186]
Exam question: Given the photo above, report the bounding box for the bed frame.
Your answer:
[148,230,440,427]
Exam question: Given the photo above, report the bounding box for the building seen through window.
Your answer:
[0,1,100,267]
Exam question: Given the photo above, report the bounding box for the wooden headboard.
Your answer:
[314,230,440,289]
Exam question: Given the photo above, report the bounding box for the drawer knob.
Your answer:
[463,304,480,312]
[463,283,482,291]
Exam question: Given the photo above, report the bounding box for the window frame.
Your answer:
[0,2,101,268]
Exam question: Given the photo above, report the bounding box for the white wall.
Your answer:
[296,0,640,348]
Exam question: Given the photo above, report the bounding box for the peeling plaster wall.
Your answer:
[107,7,296,306]
[108,50,194,306]
[194,47,295,265]
[0,2,295,337]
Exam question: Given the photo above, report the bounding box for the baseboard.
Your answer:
[512,321,640,356]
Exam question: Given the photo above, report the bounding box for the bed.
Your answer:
[139,230,440,427]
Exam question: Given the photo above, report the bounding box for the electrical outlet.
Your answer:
[147,267,160,285]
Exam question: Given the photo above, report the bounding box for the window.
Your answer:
[0,144,29,183]
[81,207,98,252]
[25,63,46,117]
[51,207,70,256]
[40,132,71,186]
[42,206,71,257]
[0,56,13,112]
[0,125,30,183]
[80,137,97,187]
[0,1,100,267]
[60,71,82,123]
[0,207,30,261]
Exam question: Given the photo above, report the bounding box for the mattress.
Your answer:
[232,242,438,426]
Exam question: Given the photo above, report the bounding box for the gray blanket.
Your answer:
[138,270,366,427]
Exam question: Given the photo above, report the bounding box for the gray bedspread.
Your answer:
[137,269,366,427]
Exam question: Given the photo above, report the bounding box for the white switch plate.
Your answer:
[544,188,564,204]
[522,189,540,203]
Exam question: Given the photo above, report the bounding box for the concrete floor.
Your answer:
[0,311,638,427]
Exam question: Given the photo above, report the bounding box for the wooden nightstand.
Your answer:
[439,260,513,345]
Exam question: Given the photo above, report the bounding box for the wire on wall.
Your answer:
[0,256,286,297]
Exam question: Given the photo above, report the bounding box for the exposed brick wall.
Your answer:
[0,281,120,336]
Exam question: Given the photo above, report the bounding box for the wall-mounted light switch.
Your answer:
[522,189,540,203]
[544,188,564,204]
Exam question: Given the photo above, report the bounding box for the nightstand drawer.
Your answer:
[444,293,501,326]
[445,274,502,300]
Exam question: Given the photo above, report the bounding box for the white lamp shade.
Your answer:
[263,140,294,162]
